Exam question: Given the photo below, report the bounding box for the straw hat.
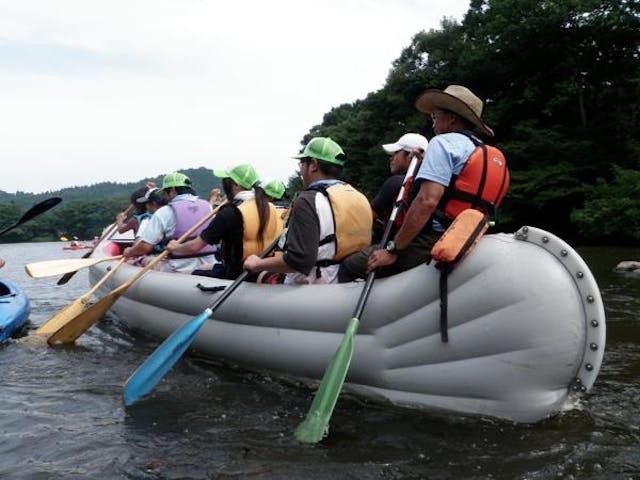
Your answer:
[415,85,494,137]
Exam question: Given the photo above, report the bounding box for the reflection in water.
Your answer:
[0,242,638,479]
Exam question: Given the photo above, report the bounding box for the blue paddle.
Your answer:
[123,237,280,406]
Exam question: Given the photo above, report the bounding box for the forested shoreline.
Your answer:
[1,1,639,244]
[302,0,640,244]
[0,167,221,243]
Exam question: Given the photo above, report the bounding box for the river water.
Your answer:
[1,241,638,479]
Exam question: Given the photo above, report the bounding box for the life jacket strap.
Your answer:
[438,265,451,343]
[314,258,339,278]
[318,233,336,247]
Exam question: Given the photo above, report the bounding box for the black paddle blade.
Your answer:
[20,197,62,224]
[0,197,62,237]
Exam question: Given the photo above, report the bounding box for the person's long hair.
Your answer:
[253,184,271,247]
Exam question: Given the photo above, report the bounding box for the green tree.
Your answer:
[296,0,640,241]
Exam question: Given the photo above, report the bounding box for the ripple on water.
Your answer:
[0,242,638,479]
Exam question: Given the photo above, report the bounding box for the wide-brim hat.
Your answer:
[415,85,494,137]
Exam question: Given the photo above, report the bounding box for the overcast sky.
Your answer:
[0,0,470,194]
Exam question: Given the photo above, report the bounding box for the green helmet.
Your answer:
[293,137,345,166]
[262,178,286,200]
[213,163,260,190]
[160,172,192,192]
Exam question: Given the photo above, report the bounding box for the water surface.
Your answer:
[1,242,638,479]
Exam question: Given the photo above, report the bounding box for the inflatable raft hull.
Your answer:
[0,280,30,341]
[89,226,606,422]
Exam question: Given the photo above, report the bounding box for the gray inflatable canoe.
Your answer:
[90,226,606,423]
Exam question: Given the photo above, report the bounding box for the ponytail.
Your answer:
[253,185,270,248]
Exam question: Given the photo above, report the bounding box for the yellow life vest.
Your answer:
[237,198,284,260]
[316,183,372,261]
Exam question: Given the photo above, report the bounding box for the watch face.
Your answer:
[386,241,395,252]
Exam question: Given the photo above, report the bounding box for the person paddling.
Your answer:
[122,172,217,273]
[338,133,429,282]
[115,187,150,235]
[244,137,372,284]
[367,85,510,274]
[166,164,283,280]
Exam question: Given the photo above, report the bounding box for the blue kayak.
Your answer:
[0,280,30,341]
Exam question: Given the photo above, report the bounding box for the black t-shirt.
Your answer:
[200,204,244,279]
[282,190,321,276]
[370,174,403,241]
[371,174,403,222]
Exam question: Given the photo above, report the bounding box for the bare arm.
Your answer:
[166,237,207,256]
[367,180,444,272]
[244,254,297,274]
[123,240,153,258]
[116,213,137,234]
[394,180,444,249]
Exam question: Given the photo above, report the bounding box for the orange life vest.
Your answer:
[437,133,510,224]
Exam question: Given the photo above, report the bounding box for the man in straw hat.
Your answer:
[367,85,510,273]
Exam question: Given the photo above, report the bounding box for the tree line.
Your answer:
[297,0,640,244]
[2,1,639,244]
[0,168,221,243]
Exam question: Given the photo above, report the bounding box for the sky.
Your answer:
[0,0,470,194]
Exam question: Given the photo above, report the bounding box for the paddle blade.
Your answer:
[35,295,89,336]
[0,197,62,237]
[123,309,212,406]
[47,290,122,345]
[20,197,62,224]
[294,317,359,443]
[25,256,120,278]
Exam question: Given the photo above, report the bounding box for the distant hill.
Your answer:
[0,167,222,208]
[0,167,225,243]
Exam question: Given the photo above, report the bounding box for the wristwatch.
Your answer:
[385,240,398,254]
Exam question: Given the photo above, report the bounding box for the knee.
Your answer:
[337,263,355,283]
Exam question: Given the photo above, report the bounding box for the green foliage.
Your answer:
[293,0,640,242]
[4,1,639,243]
[0,167,222,243]
[571,165,640,241]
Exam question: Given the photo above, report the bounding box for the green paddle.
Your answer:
[295,155,420,443]
[0,197,62,237]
